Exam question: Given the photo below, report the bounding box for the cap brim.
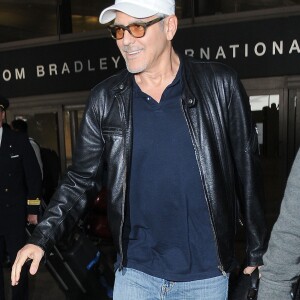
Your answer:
[99,2,157,24]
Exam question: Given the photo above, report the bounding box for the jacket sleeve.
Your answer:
[20,133,42,215]
[257,150,300,300]
[227,74,267,266]
[28,91,105,251]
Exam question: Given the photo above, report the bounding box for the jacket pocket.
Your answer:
[10,154,22,170]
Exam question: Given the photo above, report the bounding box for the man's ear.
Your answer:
[165,15,178,41]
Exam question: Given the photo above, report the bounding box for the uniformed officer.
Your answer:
[0,95,42,300]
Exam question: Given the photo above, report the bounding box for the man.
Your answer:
[257,148,300,300]
[11,0,267,299]
[11,119,43,179]
[0,96,42,300]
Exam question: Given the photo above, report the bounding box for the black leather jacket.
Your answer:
[29,55,267,273]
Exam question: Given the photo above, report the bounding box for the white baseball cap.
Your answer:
[99,0,175,24]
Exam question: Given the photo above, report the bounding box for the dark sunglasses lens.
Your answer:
[128,24,145,38]
[108,23,146,40]
[109,26,124,40]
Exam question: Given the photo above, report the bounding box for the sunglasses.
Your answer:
[107,16,165,40]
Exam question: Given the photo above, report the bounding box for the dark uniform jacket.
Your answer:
[0,127,42,234]
[29,55,267,273]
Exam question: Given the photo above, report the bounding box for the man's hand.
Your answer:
[27,214,38,225]
[243,266,257,275]
[11,244,44,286]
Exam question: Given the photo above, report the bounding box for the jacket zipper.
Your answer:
[115,94,127,271]
[181,99,226,276]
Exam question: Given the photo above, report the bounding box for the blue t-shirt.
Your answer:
[123,65,220,281]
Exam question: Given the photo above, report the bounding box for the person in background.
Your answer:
[0,95,42,300]
[11,119,43,179]
[257,149,300,300]
[0,121,11,270]
[11,1,267,299]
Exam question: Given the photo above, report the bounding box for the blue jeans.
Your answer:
[113,267,228,300]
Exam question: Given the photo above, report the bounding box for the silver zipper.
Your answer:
[115,94,127,270]
[181,99,225,275]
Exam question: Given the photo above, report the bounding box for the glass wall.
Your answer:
[1,0,300,44]
[64,106,84,167]
[0,0,57,43]
[249,94,281,231]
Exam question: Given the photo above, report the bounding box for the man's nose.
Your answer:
[122,29,135,45]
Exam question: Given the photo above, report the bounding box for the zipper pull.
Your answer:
[118,262,123,271]
[218,265,227,276]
